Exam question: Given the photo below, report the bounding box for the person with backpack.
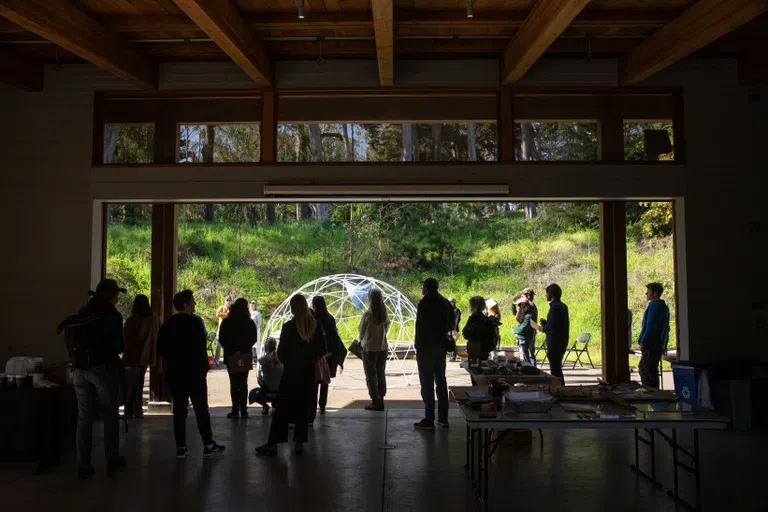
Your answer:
[157,290,225,459]
[462,296,496,365]
[57,278,127,480]
[219,298,258,419]
[413,278,453,431]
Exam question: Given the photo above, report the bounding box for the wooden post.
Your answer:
[598,96,624,162]
[498,86,515,163]
[599,202,630,383]
[261,90,277,163]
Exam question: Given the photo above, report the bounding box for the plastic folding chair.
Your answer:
[533,340,549,365]
[564,332,594,369]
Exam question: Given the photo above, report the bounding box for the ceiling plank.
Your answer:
[501,0,592,85]
[0,0,157,88]
[371,0,394,87]
[622,0,768,85]
[0,46,43,90]
[171,0,272,86]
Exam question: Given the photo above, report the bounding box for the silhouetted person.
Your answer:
[448,298,461,362]
[309,295,347,421]
[512,289,538,366]
[214,295,231,365]
[532,283,569,384]
[250,300,262,358]
[157,290,225,459]
[58,278,127,480]
[122,294,159,418]
[255,294,325,456]
[358,289,390,412]
[220,298,257,419]
[638,282,670,388]
[250,337,283,414]
[414,278,453,430]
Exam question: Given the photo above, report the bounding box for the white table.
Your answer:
[456,395,729,512]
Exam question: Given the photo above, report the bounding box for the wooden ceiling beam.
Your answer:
[171,0,272,86]
[371,0,393,87]
[0,0,157,88]
[501,0,592,85]
[0,46,43,90]
[621,0,768,85]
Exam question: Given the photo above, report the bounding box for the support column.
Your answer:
[600,201,630,383]
[261,90,277,163]
[150,203,177,402]
[498,86,514,163]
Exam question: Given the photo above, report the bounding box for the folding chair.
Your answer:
[564,332,594,369]
[533,340,549,365]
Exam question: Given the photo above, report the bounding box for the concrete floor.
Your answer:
[2,407,765,511]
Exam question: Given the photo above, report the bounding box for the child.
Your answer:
[249,337,283,415]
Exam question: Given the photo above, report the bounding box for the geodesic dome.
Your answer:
[262,274,419,384]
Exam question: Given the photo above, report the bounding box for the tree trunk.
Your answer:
[524,202,538,219]
[266,203,276,224]
[202,125,216,221]
[348,204,355,271]
[467,122,477,161]
[103,125,120,164]
[315,203,330,220]
[431,124,442,161]
[307,124,328,220]
[342,123,352,162]
[402,124,414,161]
[520,123,539,218]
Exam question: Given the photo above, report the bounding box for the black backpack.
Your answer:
[58,312,103,370]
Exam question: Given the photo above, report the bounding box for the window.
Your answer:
[277,123,497,162]
[103,124,154,164]
[624,121,674,161]
[514,122,598,161]
[178,124,260,163]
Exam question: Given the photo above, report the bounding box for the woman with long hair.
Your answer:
[219,298,257,419]
[358,289,390,411]
[256,294,325,456]
[463,296,492,362]
[308,295,347,423]
[122,294,160,418]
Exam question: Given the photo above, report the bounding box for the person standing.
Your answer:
[448,298,461,362]
[638,283,670,388]
[532,284,569,384]
[414,278,452,430]
[249,300,262,359]
[122,294,159,418]
[255,294,325,456]
[157,290,225,459]
[219,298,257,419]
[213,296,231,365]
[58,279,127,480]
[309,295,347,421]
[462,296,494,363]
[512,291,538,366]
[358,289,390,412]
[485,298,502,351]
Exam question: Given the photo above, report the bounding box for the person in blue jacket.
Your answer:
[638,282,670,388]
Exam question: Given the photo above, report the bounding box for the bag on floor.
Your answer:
[315,356,331,384]
[227,352,253,374]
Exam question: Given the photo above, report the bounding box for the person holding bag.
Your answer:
[308,295,346,423]
[219,298,257,419]
[358,289,390,412]
[255,294,326,456]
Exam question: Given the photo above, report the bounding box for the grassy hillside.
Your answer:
[106,215,676,365]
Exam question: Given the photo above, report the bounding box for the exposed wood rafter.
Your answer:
[371,0,394,87]
[622,0,768,85]
[501,0,592,85]
[0,0,156,89]
[171,0,272,86]
[0,46,43,90]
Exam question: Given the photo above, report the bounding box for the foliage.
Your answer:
[108,125,154,164]
[624,122,674,161]
[515,122,598,161]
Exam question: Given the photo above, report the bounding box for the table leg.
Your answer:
[465,423,470,472]
[656,428,702,511]
[483,428,490,512]
[630,428,660,487]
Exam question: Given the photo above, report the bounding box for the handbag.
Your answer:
[348,339,363,359]
[315,356,331,384]
[226,352,253,374]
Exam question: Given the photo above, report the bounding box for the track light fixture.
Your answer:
[297,0,305,19]
[466,0,473,18]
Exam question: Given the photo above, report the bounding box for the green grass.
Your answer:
[106,217,676,366]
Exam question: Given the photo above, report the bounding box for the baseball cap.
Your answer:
[422,277,439,291]
[89,279,127,297]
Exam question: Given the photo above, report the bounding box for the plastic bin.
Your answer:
[673,365,701,406]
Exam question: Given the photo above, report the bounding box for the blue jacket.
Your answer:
[639,300,670,349]
[544,300,569,350]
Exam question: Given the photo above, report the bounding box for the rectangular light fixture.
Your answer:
[263,184,509,197]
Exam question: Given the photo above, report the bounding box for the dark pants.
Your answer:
[228,370,249,413]
[517,341,536,367]
[639,346,663,388]
[417,345,449,423]
[268,394,311,445]
[251,383,275,407]
[73,365,120,467]
[308,382,329,424]
[547,343,566,385]
[362,350,388,402]
[170,378,214,448]
[123,365,147,417]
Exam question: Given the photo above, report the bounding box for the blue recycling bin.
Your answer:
[673,365,701,406]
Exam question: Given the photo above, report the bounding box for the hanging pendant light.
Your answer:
[297,0,305,19]
[467,0,474,18]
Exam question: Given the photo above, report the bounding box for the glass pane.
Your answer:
[103,124,154,164]
[624,121,674,161]
[514,122,598,161]
[105,204,152,319]
[277,123,497,162]
[178,124,260,163]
